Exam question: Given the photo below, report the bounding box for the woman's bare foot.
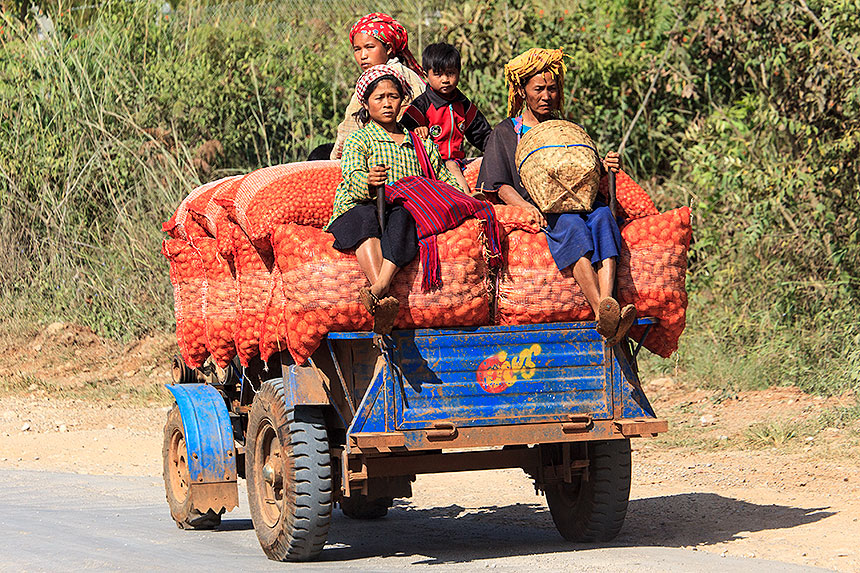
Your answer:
[359,287,379,315]
[607,304,636,346]
[373,296,400,334]
[370,283,390,300]
[596,297,620,339]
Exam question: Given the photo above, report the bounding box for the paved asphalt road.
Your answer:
[0,469,831,572]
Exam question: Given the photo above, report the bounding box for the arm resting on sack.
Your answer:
[497,184,546,227]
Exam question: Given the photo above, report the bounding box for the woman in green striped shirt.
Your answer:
[326,65,464,333]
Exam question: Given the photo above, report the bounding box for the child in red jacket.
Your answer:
[402,43,492,194]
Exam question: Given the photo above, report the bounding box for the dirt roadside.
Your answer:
[1,323,858,571]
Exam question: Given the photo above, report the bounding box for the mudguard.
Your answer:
[167,383,238,488]
[285,363,329,407]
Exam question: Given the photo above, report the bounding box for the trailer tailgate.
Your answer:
[390,323,612,430]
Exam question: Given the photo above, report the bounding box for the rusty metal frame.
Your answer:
[340,446,596,494]
[326,339,356,416]
[632,323,653,360]
[359,448,541,477]
[348,417,667,454]
[188,481,239,515]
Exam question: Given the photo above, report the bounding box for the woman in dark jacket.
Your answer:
[477,48,635,344]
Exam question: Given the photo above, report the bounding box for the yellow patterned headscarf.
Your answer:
[504,48,567,117]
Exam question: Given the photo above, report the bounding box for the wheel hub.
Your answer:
[168,431,190,501]
[262,463,281,486]
[255,421,286,527]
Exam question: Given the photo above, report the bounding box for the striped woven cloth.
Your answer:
[385,131,502,290]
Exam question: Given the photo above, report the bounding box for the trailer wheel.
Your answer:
[246,379,332,562]
[162,405,223,529]
[545,439,631,542]
[340,495,393,520]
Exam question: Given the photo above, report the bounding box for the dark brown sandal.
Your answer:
[373,296,400,334]
[359,287,379,316]
[607,304,637,346]
[597,297,620,339]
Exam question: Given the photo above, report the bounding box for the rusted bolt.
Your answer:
[192,452,198,460]
[227,451,233,457]
[225,474,231,480]
[198,477,204,482]
[262,464,275,485]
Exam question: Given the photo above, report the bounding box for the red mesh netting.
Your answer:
[494,204,542,236]
[162,238,209,368]
[165,161,686,364]
[463,158,482,193]
[598,170,659,220]
[498,207,691,357]
[195,238,239,368]
[269,220,492,364]
[465,160,656,222]
[618,207,692,357]
[260,264,289,362]
[217,162,342,242]
[497,231,594,326]
[232,226,275,366]
[162,176,239,240]
[187,176,243,257]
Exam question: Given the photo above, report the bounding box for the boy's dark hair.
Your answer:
[353,74,405,125]
[422,42,461,73]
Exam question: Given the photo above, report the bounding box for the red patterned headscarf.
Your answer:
[354,64,412,102]
[349,12,425,78]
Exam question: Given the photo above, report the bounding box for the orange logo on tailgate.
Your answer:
[476,344,542,393]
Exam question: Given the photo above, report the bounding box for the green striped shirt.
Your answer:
[327,121,464,228]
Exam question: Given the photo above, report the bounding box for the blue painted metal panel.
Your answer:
[346,363,389,435]
[607,345,657,420]
[338,318,662,445]
[166,384,237,483]
[619,357,657,419]
[389,323,613,430]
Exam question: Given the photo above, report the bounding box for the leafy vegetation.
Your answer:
[1,0,858,396]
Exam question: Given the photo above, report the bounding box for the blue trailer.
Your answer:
[162,318,667,561]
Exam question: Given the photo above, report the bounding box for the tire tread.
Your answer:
[545,439,631,543]
[246,381,332,562]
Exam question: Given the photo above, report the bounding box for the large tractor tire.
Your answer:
[162,405,223,530]
[545,439,631,542]
[245,379,332,561]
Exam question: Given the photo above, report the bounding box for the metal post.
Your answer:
[608,170,618,219]
[374,165,385,232]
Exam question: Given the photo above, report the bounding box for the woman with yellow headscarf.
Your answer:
[477,48,634,344]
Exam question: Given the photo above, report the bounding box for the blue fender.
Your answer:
[166,383,238,483]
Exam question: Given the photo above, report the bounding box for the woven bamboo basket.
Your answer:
[515,120,601,213]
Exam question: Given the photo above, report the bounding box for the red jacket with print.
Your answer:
[402,88,492,161]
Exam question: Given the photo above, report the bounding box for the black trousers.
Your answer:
[328,202,419,267]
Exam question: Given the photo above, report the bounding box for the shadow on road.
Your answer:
[621,493,834,548]
[279,493,833,564]
[212,492,834,564]
[216,518,253,532]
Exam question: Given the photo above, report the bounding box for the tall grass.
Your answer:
[0,1,359,336]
